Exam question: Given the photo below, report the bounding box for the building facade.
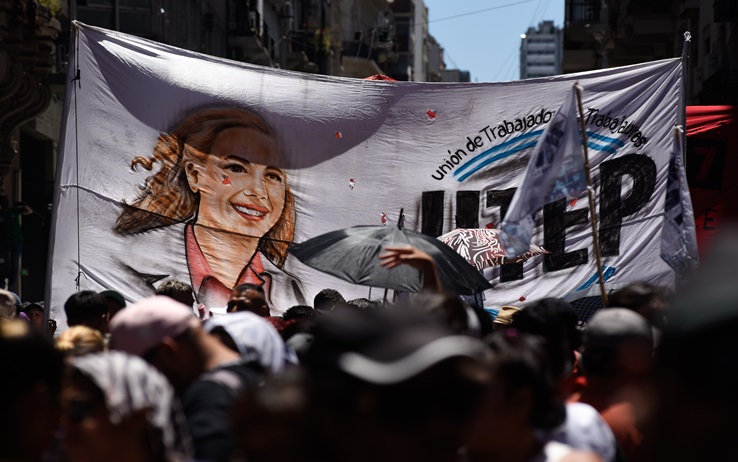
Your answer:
[562,0,738,104]
[519,20,563,79]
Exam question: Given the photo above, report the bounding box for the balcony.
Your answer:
[566,0,601,23]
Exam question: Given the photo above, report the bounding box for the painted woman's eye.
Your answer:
[225,164,246,173]
[266,172,283,183]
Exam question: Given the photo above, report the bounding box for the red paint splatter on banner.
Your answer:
[335,131,343,139]
[349,178,355,190]
[485,222,495,229]
[519,296,527,302]
[569,198,578,207]
[380,213,388,225]
[426,109,437,120]
[222,177,231,185]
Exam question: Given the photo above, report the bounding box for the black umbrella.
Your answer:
[288,214,492,295]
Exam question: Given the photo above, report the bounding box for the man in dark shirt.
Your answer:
[109,296,259,462]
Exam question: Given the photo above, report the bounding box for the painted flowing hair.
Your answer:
[114,108,295,268]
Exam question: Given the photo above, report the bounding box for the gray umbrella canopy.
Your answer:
[288,225,492,295]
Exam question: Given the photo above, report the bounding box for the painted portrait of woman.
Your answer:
[114,108,303,309]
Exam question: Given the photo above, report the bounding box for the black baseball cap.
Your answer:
[305,306,491,384]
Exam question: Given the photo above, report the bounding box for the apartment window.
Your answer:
[566,0,601,23]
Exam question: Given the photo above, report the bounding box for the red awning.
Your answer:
[686,106,737,136]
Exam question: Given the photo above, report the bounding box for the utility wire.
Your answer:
[425,0,539,25]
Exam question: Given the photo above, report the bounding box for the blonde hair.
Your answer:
[56,326,105,357]
[114,108,295,268]
[0,318,29,337]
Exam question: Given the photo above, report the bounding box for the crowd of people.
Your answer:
[2,231,738,462]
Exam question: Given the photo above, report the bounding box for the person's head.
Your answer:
[0,319,65,462]
[64,291,109,334]
[636,228,738,461]
[23,303,45,331]
[115,108,295,268]
[581,308,654,382]
[282,305,315,322]
[99,290,127,321]
[282,305,316,334]
[109,296,205,390]
[155,280,195,308]
[345,298,377,311]
[228,283,270,317]
[467,330,565,459]
[303,307,491,462]
[0,289,17,319]
[205,311,290,374]
[56,326,106,358]
[233,369,313,462]
[607,282,670,329]
[61,351,189,462]
[313,288,345,313]
[511,298,580,382]
[409,291,481,336]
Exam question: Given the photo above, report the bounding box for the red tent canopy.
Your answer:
[686,105,737,136]
[686,106,738,255]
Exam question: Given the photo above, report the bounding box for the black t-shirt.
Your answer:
[181,360,260,462]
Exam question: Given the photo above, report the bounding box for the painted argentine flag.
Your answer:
[499,85,586,258]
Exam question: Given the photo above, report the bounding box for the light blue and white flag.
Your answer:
[499,85,587,258]
[660,126,699,274]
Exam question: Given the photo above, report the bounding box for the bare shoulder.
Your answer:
[560,451,603,462]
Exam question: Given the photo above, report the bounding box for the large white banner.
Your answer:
[49,23,683,326]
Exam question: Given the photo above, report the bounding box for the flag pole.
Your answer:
[574,82,608,306]
[680,31,691,166]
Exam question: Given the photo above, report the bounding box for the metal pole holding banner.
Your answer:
[681,31,691,165]
[574,82,609,306]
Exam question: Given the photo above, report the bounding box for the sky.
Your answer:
[424,0,565,83]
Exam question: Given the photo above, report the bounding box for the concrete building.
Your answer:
[519,20,563,79]
[562,0,738,104]
[338,0,395,78]
[385,0,421,81]
[440,69,471,82]
[425,33,444,81]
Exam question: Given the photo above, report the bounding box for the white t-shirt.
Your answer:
[531,441,577,462]
[542,402,616,462]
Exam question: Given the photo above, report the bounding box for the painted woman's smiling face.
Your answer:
[186,127,287,238]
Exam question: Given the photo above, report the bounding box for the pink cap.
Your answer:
[109,296,199,356]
